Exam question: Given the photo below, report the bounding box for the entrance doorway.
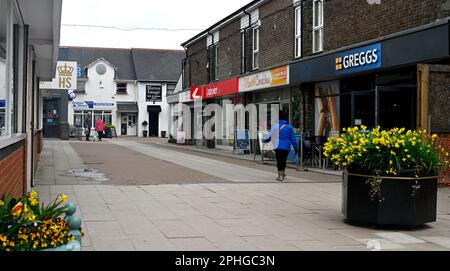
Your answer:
[149,112,159,137]
[377,86,416,130]
[43,98,60,138]
[121,113,137,136]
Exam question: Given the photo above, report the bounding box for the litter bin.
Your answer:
[161,131,166,138]
[143,130,148,137]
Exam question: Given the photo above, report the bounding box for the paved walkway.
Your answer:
[34,139,450,251]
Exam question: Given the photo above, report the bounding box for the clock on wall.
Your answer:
[96,64,106,75]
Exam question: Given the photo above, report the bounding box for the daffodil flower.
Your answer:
[58,194,68,203]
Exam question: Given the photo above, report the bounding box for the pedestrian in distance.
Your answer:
[263,111,299,182]
[84,112,92,141]
[95,118,106,142]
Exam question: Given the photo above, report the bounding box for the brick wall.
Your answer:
[186,37,208,87]
[0,142,26,198]
[217,19,242,81]
[183,0,448,87]
[259,0,295,69]
[436,134,450,186]
[322,0,446,53]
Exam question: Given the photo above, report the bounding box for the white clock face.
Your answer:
[69,92,76,99]
[96,64,106,75]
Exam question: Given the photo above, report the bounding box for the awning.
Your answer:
[148,105,162,113]
[117,102,138,112]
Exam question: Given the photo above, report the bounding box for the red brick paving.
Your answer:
[70,142,227,185]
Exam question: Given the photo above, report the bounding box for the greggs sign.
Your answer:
[335,43,382,74]
[239,66,289,93]
[190,78,239,101]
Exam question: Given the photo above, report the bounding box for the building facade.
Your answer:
[49,47,184,138]
[177,0,450,180]
[0,0,62,197]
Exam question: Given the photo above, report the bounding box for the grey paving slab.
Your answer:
[33,139,450,251]
[153,219,204,239]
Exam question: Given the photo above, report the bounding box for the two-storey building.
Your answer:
[53,47,184,138]
[178,0,450,173]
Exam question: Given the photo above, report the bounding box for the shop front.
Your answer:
[117,101,139,136]
[290,19,450,138]
[70,101,115,135]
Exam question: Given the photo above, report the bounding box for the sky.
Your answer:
[60,0,254,50]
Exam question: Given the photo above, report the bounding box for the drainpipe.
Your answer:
[182,46,188,90]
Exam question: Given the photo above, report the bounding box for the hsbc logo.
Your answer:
[190,86,203,100]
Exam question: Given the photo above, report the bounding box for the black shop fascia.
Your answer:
[290,19,450,137]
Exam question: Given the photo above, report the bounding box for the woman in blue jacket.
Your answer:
[263,111,299,181]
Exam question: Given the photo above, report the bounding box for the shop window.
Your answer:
[294,4,302,58]
[312,0,324,53]
[116,82,127,94]
[74,110,112,128]
[0,1,20,137]
[74,111,83,127]
[252,27,259,70]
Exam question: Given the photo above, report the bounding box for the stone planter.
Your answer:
[342,170,438,227]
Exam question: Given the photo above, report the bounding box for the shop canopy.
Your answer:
[117,102,138,112]
[147,105,162,113]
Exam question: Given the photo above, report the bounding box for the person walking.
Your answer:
[263,111,299,181]
[84,112,92,141]
[95,118,106,142]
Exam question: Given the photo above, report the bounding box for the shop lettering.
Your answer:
[205,87,218,97]
[335,43,382,74]
[342,49,378,69]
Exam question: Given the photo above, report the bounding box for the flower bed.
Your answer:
[0,192,82,251]
[324,126,449,226]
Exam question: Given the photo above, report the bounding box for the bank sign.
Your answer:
[335,43,382,74]
[72,101,115,110]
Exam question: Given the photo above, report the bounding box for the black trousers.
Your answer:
[85,128,91,141]
[275,149,290,171]
[97,131,103,141]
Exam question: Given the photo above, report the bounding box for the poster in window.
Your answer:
[314,81,340,137]
[146,85,162,102]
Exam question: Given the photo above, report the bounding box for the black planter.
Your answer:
[342,170,437,227]
[104,128,112,139]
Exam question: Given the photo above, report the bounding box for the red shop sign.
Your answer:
[190,86,203,101]
[202,78,239,99]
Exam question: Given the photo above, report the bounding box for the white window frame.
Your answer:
[312,0,324,53]
[294,4,302,58]
[252,27,259,70]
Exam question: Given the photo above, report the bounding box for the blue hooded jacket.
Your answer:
[263,120,299,152]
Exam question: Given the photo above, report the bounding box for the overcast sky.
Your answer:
[60,0,253,50]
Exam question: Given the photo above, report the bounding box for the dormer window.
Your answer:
[116,83,127,94]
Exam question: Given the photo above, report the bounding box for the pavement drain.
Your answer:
[66,168,109,182]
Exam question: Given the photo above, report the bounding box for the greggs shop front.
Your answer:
[290,19,450,141]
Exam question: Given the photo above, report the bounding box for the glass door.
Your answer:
[351,90,375,128]
[377,86,415,130]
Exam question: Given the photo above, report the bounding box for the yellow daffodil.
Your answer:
[0,199,4,206]
[58,194,68,203]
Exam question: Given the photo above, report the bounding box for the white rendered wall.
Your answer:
[137,82,170,137]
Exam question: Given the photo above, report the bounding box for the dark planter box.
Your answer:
[342,170,437,227]
[104,128,112,138]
